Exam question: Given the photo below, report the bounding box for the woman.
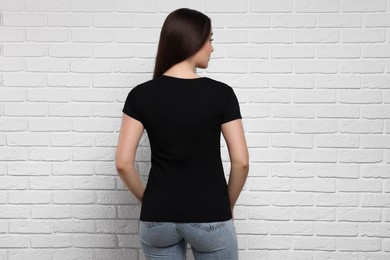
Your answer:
[115,8,249,260]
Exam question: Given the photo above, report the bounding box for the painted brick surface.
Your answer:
[0,0,390,259]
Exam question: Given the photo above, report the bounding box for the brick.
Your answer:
[74,176,115,190]
[48,74,91,87]
[250,149,291,163]
[71,0,114,12]
[3,73,47,87]
[316,135,359,148]
[361,135,390,149]
[0,177,28,189]
[71,60,112,73]
[95,133,118,147]
[0,28,24,42]
[314,252,358,260]
[30,177,73,190]
[114,59,154,73]
[362,194,390,207]
[338,179,382,192]
[118,205,140,219]
[3,13,46,27]
[96,219,138,233]
[316,222,358,236]
[0,87,24,101]
[72,89,114,102]
[341,60,385,74]
[26,0,68,11]
[52,162,93,175]
[293,237,336,251]
[72,29,114,43]
[294,60,338,73]
[116,0,157,12]
[96,191,137,204]
[235,220,268,235]
[0,147,29,161]
[206,0,247,12]
[28,88,70,102]
[0,59,24,72]
[0,0,23,11]
[248,236,290,250]
[48,14,91,27]
[360,224,390,237]
[26,59,69,73]
[362,165,390,178]
[0,118,26,131]
[249,60,292,73]
[7,133,49,146]
[93,14,136,28]
[270,222,313,236]
[295,29,339,43]
[93,44,135,58]
[72,148,116,161]
[49,44,92,58]
[293,207,335,221]
[249,177,291,191]
[339,238,381,252]
[294,150,337,163]
[28,118,72,132]
[0,206,29,219]
[339,120,383,134]
[54,220,94,233]
[318,14,362,28]
[26,29,69,42]
[338,208,381,222]
[271,134,313,148]
[317,45,361,58]
[29,148,72,161]
[31,235,72,248]
[272,193,314,207]
[9,221,52,234]
[8,162,51,176]
[116,29,159,43]
[341,0,386,12]
[272,45,315,58]
[251,29,293,43]
[362,105,390,119]
[8,250,51,260]
[8,191,51,204]
[270,164,315,178]
[51,133,93,147]
[365,14,390,27]
[293,179,336,193]
[273,14,316,28]
[362,75,390,89]
[0,236,29,248]
[270,251,313,260]
[51,249,93,260]
[93,74,134,88]
[31,205,73,219]
[94,249,138,260]
[250,207,291,221]
[53,191,95,204]
[49,103,91,117]
[315,193,359,207]
[227,14,271,28]
[295,0,339,13]
[74,205,116,219]
[316,75,360,89]
[342,29,386,43]
[339,150,382,163]
[227,45,269,59]
[5,103,47,116]
[272,105,315,118]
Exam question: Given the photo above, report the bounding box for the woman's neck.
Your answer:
[163,60,200,79]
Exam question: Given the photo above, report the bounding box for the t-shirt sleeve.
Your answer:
[221,87,242,124]
[122,87,142,123]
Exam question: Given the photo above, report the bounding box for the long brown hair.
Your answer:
[153,8,211,79]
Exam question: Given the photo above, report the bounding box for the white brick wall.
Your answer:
[0,0,389,259]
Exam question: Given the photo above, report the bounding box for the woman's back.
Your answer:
[122,75,242,222]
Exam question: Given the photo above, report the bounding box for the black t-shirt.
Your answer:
[122,74,242,222]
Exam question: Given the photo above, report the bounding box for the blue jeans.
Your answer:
[139,219,238,260]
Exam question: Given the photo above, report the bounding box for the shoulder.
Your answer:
[204,77,234,94]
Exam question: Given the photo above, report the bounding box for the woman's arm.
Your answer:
[221,119,249,215]
[115,113,145,202]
